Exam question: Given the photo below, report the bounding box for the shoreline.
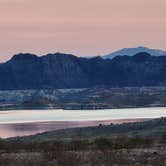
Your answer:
[0,118,150,138]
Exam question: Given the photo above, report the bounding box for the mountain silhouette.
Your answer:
[1,52,166,90]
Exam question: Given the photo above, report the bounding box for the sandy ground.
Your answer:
[0,118,150,138]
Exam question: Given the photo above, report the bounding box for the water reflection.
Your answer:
[0,119,146,138]
[0,107,166,138]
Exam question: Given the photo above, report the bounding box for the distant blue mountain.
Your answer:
[1,52,166,90]
[103,46,166,59]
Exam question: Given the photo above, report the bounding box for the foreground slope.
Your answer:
[3,118,166,166]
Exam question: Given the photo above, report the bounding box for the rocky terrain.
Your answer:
[1,86,166,110]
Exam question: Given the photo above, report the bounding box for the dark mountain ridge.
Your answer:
[1,52,166,90]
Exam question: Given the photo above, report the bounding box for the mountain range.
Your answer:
[103,46,166,59]
[1,50,166,90]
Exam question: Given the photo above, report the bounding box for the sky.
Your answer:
[0,0,166,62]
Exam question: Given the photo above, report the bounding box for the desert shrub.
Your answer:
[56,152,82,166]
[88,150,129,166]
[68,139,89,151]
[160,134,166,143]
[94,137,113,150]
[126,137,153,148]
[0,139,9,150]
[0,153,45,166]
[42,141,66,161]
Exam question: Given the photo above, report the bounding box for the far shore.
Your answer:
[0,118,150,138]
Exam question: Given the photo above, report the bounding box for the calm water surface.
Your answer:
[0,107,166,138]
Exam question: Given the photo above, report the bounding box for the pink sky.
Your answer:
[0,0,166,62]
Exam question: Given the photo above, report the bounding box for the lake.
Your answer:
[0,107,166,138]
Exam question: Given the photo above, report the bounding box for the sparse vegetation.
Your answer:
[0,136,166,166]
